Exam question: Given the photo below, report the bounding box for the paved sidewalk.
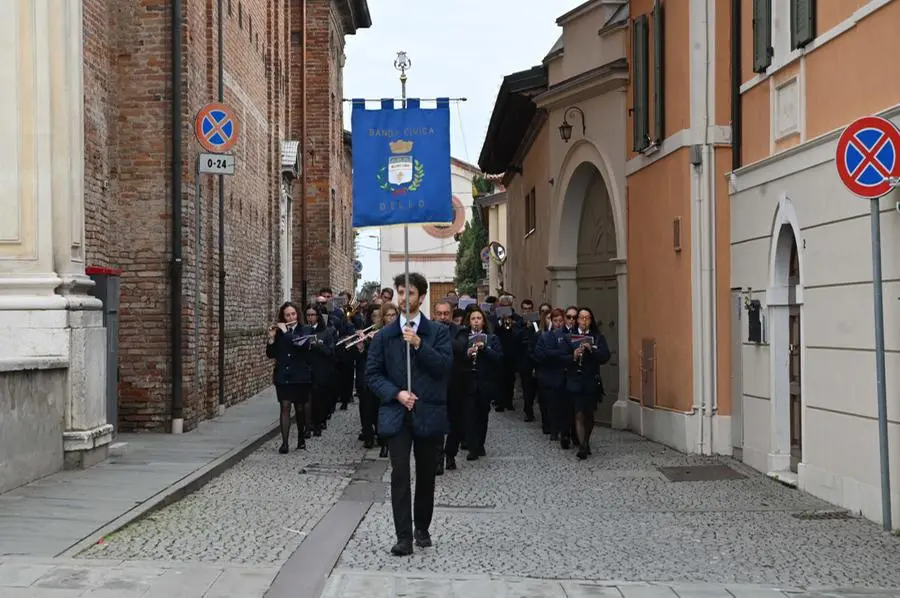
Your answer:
[0,556,278,597]
[0,388,278,558]
[322,571,900,598]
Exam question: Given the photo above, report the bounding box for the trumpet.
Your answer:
[336,324,376,347]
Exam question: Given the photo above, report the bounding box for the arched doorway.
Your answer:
[767,198,804,475]
[567,162,619,426]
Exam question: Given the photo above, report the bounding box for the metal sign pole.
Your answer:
[394,52,413,395]
[873,185,894,531]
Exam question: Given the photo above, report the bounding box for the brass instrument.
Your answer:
[336,324,376,347]
[341,327,379,349]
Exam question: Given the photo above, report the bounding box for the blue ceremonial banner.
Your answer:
[350,98,453,228]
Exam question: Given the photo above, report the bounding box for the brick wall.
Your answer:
[290,1,357,303]
[81,0,363,432]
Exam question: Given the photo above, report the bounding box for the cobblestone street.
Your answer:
[78,409,367,566]
[334,402,900,589]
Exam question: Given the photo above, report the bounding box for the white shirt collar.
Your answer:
[399,312,422,329]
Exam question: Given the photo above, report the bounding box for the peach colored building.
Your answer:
[479,0,630,428]
[622,0,734,454]
[729,0,900,526]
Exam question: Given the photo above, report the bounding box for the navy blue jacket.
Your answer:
[561,329,611,395]
[366,315,452,439]
[463,329,503,396]
[533,328,571,389]
[307,323,336,386]
[266,324,315,385]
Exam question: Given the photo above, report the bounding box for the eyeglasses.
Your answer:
[565,314,577,320]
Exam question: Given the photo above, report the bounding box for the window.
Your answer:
[331,189,337,243]
[524,187,536,237]
[790,0,815,49]
[752,0,773,72]
[249,15,253,38]
[227,0,232,17]
[652,0,665,144]
[631,14,649,152]
[238,2,243,29]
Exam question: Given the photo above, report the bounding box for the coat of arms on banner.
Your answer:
[378,139,425,194]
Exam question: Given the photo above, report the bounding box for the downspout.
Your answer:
[731,0,742,171]
[299,0,308,303]
[704,0,718,453]
[217,0,226,414]
[170,0,184,432]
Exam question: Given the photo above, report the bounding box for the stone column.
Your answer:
[49,0,112,467]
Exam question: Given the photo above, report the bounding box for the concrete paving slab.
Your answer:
[204,567,278,597]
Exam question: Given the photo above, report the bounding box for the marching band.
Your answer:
[266,283,611,463]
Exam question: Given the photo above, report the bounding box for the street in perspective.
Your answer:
[4,0,900,597]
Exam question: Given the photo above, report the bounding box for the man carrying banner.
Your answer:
[366,273,452,555]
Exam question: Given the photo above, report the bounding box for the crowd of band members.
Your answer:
[266,280,611,465]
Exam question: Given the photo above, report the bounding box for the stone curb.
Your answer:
[56,419,280,559]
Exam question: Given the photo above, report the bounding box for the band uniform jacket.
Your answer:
[365,315,452,439]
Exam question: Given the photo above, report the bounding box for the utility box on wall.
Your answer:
[86,266,122,433]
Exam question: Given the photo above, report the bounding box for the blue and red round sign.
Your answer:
[835,115,900,200]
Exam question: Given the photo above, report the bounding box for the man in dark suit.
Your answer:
[432,299,468,473]
[366,272,452,556]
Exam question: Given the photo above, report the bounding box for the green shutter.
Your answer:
[632,15,649,152]
[652,0,665,144]
[791,0,816,49]
[752,0,772,73]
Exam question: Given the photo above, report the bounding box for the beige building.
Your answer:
[0,0,110,492]
[474,191,509,296]
[479,0,629,428]
[730,0,900,526]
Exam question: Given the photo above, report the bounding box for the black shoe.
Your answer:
[297,440,306,450]
[363,439,374,449]
[435,460,444,476]
[466,452,478,461]
[414,529,432,548]
[524,414,535,422]
[478,447,486,457]
[313,428,322,437]
[445,456,457,470]
[340,403,348,411]
[576,448,588,460]
[460,442,468,451]
[494,406,505,412]
[358,432,365,441]
[279,444,289,454]
[542,427,551,435]
[305,430,312,439]
[390,539,413,556]
[321,421,327,430]
[561,437,570,450]
[379,445,389,458]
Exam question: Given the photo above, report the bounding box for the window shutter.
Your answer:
[752,0,773,73]
[632,15,649,152]
[790,0,816,49]
[652,0,665,144]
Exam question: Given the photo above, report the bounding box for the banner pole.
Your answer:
[396,51,412,394]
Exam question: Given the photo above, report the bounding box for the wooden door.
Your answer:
[428,282,456,317]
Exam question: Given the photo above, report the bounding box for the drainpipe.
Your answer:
[299,0,308,303]
[731,0,742,170]
[170,0,184,432]
[217,0,226,414]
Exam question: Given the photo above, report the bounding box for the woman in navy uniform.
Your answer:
[267,301,315,453]
[562,307,610,459]
[462,307,503,461]
[304,303,336,436]
[533,308,572,448]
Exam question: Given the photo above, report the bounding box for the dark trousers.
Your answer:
[338,361,354,407]
[444,384,466,458]
[465,388,491,453]
[388,423,439,541]
[496,364,515,409]
[359,387,379,442]
[537,385,551,433]
[552,387,574,440]
[519,369,537,416]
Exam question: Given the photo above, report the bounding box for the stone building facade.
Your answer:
[83,0,369,433]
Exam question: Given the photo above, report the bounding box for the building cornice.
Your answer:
[535,58,628,110]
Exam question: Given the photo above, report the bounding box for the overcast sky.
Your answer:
[344,0,585,289]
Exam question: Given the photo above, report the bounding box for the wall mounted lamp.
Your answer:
[559,106,586,143]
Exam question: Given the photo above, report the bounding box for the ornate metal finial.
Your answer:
[394,51,411,79]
